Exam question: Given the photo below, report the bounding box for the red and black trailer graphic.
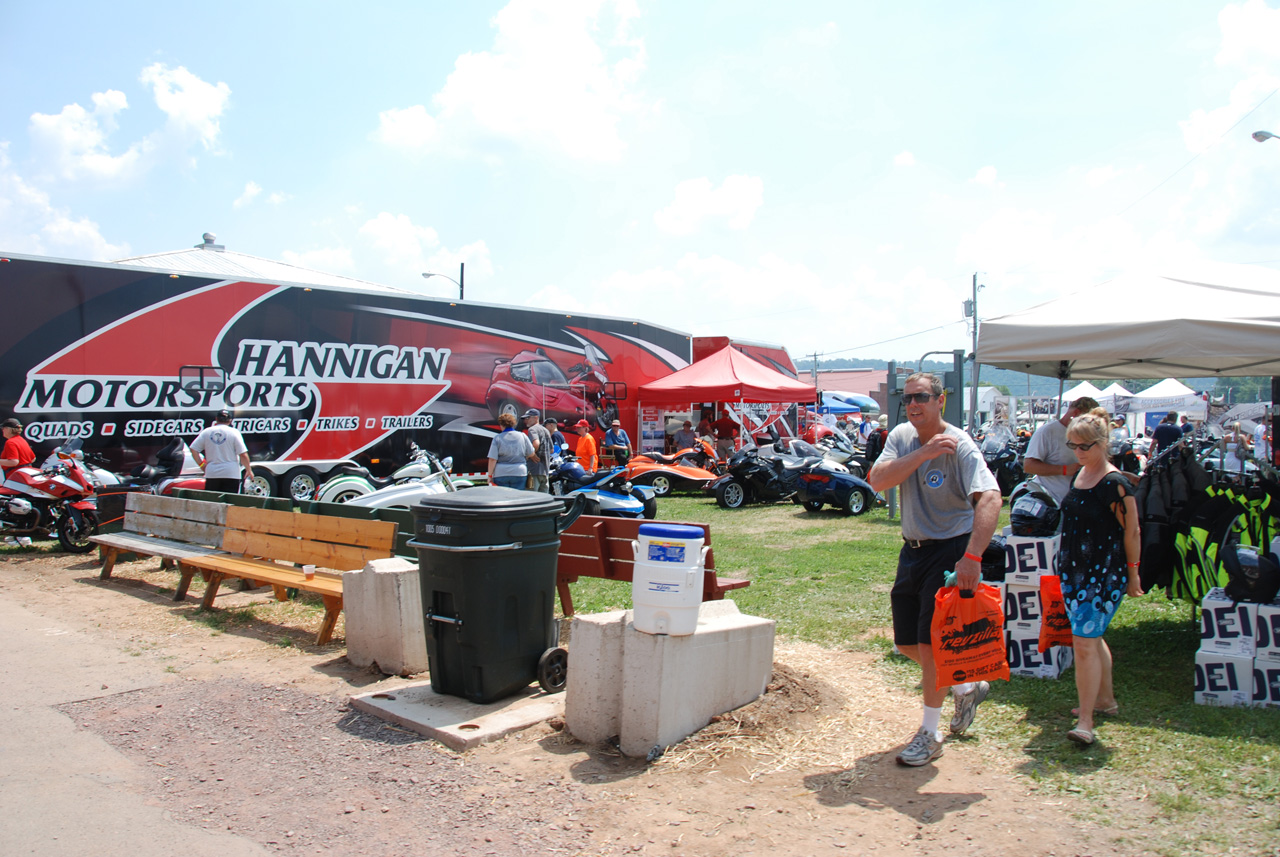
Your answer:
[1,253,691,479]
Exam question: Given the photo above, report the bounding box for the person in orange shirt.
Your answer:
[573,419,598,472]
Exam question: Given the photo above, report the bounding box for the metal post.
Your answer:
[459,262,465,301]
[968,273,980,433]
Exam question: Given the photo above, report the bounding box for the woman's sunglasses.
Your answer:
[1065,440,1098,451]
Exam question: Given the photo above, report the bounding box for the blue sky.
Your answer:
[3,0,1279,366]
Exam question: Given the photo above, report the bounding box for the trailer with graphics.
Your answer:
[0,251,693,497]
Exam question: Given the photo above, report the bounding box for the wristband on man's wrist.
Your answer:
[964,551,982,563]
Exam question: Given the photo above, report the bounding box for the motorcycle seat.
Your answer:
[639,451,682,466]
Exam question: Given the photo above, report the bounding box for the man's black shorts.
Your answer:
[891,534,970,646]
[204,477,242,494]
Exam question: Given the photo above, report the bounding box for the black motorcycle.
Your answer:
[979,427,1024,496]
[707,443,826,509]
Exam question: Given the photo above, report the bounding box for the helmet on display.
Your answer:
[1008,480,1061,537]
[981,535,1009,582]
[1222,544,1280,604]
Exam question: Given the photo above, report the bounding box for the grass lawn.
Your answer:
[564,493,1280,855]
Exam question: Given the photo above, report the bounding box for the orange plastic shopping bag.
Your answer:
[931,583,1010,691]
[1037,574,1074,652]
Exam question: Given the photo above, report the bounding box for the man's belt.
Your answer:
[903,535,966,549]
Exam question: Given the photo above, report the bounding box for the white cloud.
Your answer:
[653,175,763,236]
[1216,0,1280,67]
[376,0,652,161]
[1086,165,1121,188]
[893,151,916,167]
[357,212,492,296]
[267,192,290,205]
[28,89,143,181]
[233,181,262,208]
[281,246,355,273]
[372,105,439,149]
[971,165,999,185]
[139,63,231,151]
[0,145,128,259]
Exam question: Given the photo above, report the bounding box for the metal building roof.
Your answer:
[114,234,418,295]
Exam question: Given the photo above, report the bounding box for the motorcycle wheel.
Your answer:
[715,479,748,509]
[326,486,368,504]
[843,488,871,516]
[57,510,97,554]
[245,467,277,498]
[648,474,673,496]
[595,402,619,432]
[283,466,321,502]
[801,499,824,513]
[583,498,601,516]
[631,489,658,520]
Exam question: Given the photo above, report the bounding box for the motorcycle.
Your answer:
[549,455,657,518]
[978,426,1024,496]
[619,439,720,496]
[1108,437,1144,475]
[793,467,881,515]
[323,444,474,508]
[708,442,826,509]
[0,438,100,552]
[122,436,206,495]
[809,426,870,478]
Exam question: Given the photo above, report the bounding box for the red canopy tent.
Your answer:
[637,345,816,404]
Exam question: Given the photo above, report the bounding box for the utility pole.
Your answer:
[963,274,981,432]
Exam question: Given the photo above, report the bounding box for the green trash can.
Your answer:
[410,486,583,704]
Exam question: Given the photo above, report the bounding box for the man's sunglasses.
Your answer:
[902,392,938,404]
[1065,440,1098,451]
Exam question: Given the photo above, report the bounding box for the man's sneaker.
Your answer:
[896,727,944,767]
[949,680,991,735]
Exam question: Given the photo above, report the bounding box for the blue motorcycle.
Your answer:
[548,455,658,519]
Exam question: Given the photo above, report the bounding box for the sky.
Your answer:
[3,0,1280,369]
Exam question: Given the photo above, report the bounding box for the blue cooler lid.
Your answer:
[638,523,705,540]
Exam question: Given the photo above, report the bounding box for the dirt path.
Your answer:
[2,551,1143,856]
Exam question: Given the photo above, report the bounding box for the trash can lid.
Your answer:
[413,485,566,515]
[638,523,705,540]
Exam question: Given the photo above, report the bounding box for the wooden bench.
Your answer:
[555,516,750,616]
[91,493,228,599]
[178,506,397,644]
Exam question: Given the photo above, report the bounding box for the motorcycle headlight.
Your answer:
[623,481,633,491]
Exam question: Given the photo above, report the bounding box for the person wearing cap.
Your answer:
[572,419,598,472]
[545,418,567,458]
[673,420,697,450]
[603,418,632,466]
[522,409,553,493]
[0,418,35,479]
[190,409,252,493]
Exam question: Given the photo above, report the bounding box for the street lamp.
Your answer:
[1252,130,1279,143]
[422,262,465,300]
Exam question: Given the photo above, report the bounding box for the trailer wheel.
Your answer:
[537,647,568,693]
[245,467,276,498]
[283,466,321,502]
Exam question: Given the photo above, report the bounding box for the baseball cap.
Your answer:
[611,419,621,426]
[683,420,692,427]
[574,419,591,429]
[522,409,540,419]
[1,418,20,430]
[215,409,232,422]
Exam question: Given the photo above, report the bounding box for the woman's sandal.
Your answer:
[1071,705,1119,717]
[1067,727,1095,746]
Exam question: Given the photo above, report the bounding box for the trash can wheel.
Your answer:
[537,647,569,693]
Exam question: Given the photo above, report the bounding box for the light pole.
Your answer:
[1252,130,1279,143]
[422,262,465,300]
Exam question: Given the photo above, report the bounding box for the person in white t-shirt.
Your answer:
[1254,421,1272,468]
[190,410,252,493]
[1023,396,1099,504]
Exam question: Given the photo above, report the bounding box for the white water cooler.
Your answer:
[631,523,709,636]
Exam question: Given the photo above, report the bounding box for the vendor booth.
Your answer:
[636,345,817,454]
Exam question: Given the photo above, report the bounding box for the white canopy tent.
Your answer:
[1062,380,1104,401]
[978,263,1280,380]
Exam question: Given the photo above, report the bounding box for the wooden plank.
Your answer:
[221,529,386,571]
[89,533,223,561]
[121,512,223,546]
[127,492,227,525]
[182,555,344,597]
[224,506,395,551]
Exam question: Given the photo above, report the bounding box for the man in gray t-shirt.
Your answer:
[523,409,553,493]
[868,372,1000,768]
